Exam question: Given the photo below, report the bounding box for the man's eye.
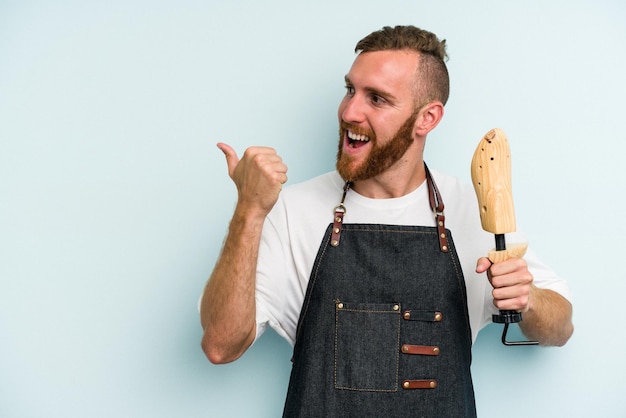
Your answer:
[345,85,355,95]
[371,95,385,104]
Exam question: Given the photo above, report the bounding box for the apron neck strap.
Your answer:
[424,164,449,253]
[331,164,449,253]
[330,182,351,247]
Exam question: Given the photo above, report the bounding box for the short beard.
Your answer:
[336,111,418,182]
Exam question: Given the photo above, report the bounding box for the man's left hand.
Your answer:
[476,257,533,312]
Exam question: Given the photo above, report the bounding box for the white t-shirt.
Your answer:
[255,170,571,346]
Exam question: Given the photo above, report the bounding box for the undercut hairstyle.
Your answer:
[355,25,450,106]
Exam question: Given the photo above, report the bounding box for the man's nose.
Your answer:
[340,96,366,123]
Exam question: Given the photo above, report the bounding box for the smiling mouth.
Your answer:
[347,130,370,148]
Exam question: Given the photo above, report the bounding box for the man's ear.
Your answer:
[414,101,444,137]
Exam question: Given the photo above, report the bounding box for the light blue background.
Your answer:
[1,1,625,417]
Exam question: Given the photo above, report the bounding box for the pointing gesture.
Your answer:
[217,143,288,217]
[202,142,288,363]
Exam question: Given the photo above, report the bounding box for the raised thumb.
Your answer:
[216,142,239,178]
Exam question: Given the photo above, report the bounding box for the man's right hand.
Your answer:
[217,143,288,216]
[201,143,287,364]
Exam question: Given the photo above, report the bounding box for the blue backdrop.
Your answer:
[1,1,625,416]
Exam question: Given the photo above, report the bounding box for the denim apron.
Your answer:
[283,167,476,417]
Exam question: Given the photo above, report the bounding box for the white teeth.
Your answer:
[347,130,370,142]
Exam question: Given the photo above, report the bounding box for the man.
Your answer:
[200,25,573,417]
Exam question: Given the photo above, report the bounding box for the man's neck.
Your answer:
[350,156,426,199]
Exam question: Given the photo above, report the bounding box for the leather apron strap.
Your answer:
[331,163,449,252]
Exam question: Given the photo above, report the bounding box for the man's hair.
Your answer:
[355,25,450,106]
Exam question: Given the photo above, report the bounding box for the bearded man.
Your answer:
[200,25,573,417]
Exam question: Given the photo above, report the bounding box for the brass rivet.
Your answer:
[337,303,344,309]
[438,221,444,226]
[433,347,440,355]
[335,217,342,223]
[403,381,410,389]
[430,381,436,388]
[393,304,399,311]
[403,311,410,320]
[434,313,442,322]
[442,245,448,251]
[402,345,408,353]
[333,227,340,233]
[331,240,339,247]
[440,233,446,239]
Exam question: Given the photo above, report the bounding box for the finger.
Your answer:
[275,173,288,191]
[217,142,239,178]
[491,270,534,292]
[245,149,288,179]
[475,257,492,274]
[492,291,530,312]
[489,257,527,276]
[269,170,288,190]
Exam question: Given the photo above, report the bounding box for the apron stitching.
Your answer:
[446,238,474,343]
[294,231,331,342]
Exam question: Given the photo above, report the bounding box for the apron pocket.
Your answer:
[334,301,401,392]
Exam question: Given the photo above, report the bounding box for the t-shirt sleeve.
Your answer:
[254,200,302,347]
[524,246,572,301]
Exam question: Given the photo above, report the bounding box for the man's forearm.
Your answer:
[519,286,574,346]
[200,208,265,364]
